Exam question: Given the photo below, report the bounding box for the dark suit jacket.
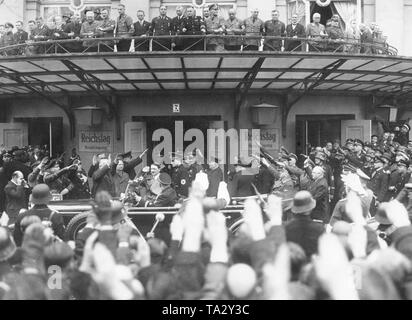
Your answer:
[285,215,325,257]
[4,181,28,223]
[123,157,143,180]
[367,168,389,202]
[360,30,373,53]
[171,16,185,34]
[285,23,305,51]
[253,166,274,194]
[92,165,115,197]
[112,171,130,197]
[228,171,255,197]
[133,20,151,36]
[206,167,223,198]
[306,177,329,223]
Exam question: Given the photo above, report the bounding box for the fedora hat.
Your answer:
[291,191,316,214]
[30,184,52,205]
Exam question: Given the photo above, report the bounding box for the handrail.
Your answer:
[0,35,397,56]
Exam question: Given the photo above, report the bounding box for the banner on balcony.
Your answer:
[79,130,113,153]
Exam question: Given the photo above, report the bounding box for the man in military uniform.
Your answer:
[228,159,255,197]
[346,139,366,168]
[306,12,327,52]
[282,153,304,190]
[242,8,263,51]
[314,152,332,188]
[186,151,203,182]
[80,11,101,52]
[171,6,185,51]
[116,4,134,52]
[206,157,223,198]
[13,184,65,246]
[363,149,375,178]
[33,17,50,54]
[367,155,390,206]
[181,6,206,51]
[133,10,150,51]
[204,4,225,51]
[169,152,188,198]
[150,5,173,51]
[387,159,410,201]
[203,7,210,19]
[64,13,82,52]
[263,9,285,51]
[371,134,379,149]
[224,8,244,51]
[98,9,116,52]
[136,173,178,207]
[253,156,274,194]
[118,148,148,180]
[394,123,410,147]
[0,23,15,55]
[14,21,28,55]
[50,16,68,43]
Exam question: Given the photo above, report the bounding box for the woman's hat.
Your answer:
[291,191,316,214]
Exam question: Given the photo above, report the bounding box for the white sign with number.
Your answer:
[173,104,180,113]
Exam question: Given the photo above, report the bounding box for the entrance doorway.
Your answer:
[310,3,333,25]
[14,117,64,157]
[296,114,355,157]
[131,115,222,164]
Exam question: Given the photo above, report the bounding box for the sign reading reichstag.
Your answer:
[79,130,113,153]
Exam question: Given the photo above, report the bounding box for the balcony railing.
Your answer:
[0,35,398,56]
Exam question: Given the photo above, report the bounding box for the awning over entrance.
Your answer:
[1,52,412,102]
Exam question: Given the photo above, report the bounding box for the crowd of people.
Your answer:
[0,121,411,299]
[0,3,389,55]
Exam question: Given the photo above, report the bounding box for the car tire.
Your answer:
[64,211,90,241]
